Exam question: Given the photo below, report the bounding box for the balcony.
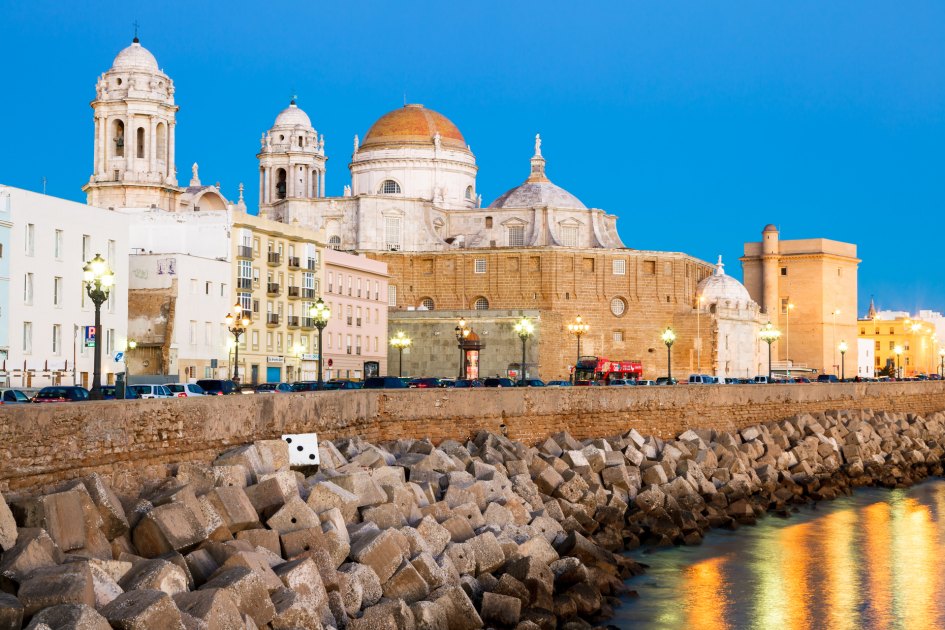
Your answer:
[287,316,300,328]
[237,277,252,290]
[287,286,300,298]
[306,258,317,270]
[266,283,281,296]
[301,288,316,299]
[288,256,301,269]
[267,313,280,326]
[267,252,282,266]
[237,246,253,259]
[300,317,315,329]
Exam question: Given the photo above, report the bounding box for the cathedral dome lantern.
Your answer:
[490,135,586,210]
[257,99,327,214]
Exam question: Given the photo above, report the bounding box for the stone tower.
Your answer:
[257,100,326,219]
[83,38,180,211]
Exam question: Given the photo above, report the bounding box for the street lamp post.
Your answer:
[567,315,590,383]
[454,319,471,379]
[224,302,250,384]
[83,254,115,400]
[894,345,904,379]
[661,327,676,383]
[786,302,795,376]
[126,339,136,381]
[389,332,411,378]
[310,298,331,389]
[514,316,535,386]
[939,348,945,379]
[759,321,782,382]
[838,340,848,381]
[831,309,841,376]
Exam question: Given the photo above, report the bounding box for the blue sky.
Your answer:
[3,0,944,314]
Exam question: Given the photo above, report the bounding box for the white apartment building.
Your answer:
[0,186,129,388]
[857,338,875,379]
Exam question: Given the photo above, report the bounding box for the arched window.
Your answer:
[473,297,489,310]
[328,235,341,250]
[420,298,434,310]
[465,186,474,200]
[610,297,627,317]
[380,180,401,195]
[156,123,167,162]
[136,127,145,159]
[113,120,125,158]
[276,169,287,199]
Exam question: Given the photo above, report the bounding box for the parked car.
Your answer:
[688,374,717,384]
[793,377,812,383]
[636,380,657,386]
[517,379,547,387]
[255,382,294,394]
[546,380,572,387]
[363,376,409,389]
[0,389,32,404]
[817,374,840,383]
[129,384,173,399]
[100,385,140,400]
[165,383,208,397]
[195,379,239,396]
[33,386,90,402]
[452,379,484,388]
[483,378,516,388]
[655,377,678,386]
[330,380,364,390]
[408,378,442,389]
[607,379,634,386]
[753,376,771,384]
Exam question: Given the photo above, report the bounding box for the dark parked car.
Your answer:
[793,377,812,383]
[255,383,294,394]
[0,389,33,404]
[451,379,483,388]
[100,385,140,400]
[33,386,90,402]
[817,374,840,383]
[409,378,442,389]
[330,380,364,390]
[655,377,678,385]
[364,376,409,389]
[517,379,547,387]
[483,378,516,388]
[195,379,239,395]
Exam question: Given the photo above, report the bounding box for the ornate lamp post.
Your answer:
[758,322,781,382]
[838,340,848,381]
[567,315,590,383]
[513,316,535,386]
[939,348,945,379]
[661,326,676,383]
[894,345,904,379]
[389,331,411,378]
[454,318,471,379]
[224,303,250,384]
[310,298,331,389]
[83,254,115,400]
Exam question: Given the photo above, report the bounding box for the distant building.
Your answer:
[0,186,129,389]
[857,338,875,379]
[860,304,941,377]
[741,225,859,376]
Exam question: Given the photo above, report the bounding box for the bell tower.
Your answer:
[83,38,181,211]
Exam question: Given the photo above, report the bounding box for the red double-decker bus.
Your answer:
[573,356,643,385]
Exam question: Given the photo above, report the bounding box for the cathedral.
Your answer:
[82,38,774,382]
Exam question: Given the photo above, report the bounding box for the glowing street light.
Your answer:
[939,348,945,379]
[514,316,535,386]
[310,298,331,389]
[567,315,590,383]
[454,318,471,379]
[758,322,782,382]
[224,303,251,384]
[661,326,676,383]
[83,253,115,400]
[389,331,411,378]
[838,340,848,381]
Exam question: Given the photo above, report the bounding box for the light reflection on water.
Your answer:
[615,479,945,629]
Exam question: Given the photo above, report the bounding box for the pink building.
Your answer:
[321,249,388,380]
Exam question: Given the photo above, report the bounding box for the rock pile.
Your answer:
[0,408,943,629]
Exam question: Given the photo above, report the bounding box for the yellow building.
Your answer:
[859,311,939,377]
[741,224,859,376]
[230,213,324,384]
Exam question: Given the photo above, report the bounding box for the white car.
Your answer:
[129,384,173,399]
[636,380,657,386]
[165,383,207,398]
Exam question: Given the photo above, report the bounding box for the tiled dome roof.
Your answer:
[361,104,466,150]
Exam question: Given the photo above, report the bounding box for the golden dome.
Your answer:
[361,104,467,150]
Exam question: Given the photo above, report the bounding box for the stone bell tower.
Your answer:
[83,38,181,211]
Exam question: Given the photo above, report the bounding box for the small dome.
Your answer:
[489,181,586,210]
[111,40,160,72]
[697,256,752,305]
[362,104,466,150]
[763,224,778,232]
[273,101,313,128]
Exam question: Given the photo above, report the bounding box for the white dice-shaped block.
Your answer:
[283,433,320,466]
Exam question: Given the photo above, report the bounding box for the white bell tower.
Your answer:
[83,38,181,211]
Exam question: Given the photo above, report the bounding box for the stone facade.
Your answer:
[741,224,859,376]
[2,382,944,497]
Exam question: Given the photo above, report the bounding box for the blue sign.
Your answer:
[84,326,96,348]
[114,352,124,363]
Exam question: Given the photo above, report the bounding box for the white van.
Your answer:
[753,376,770,384]
[688,374,717,384]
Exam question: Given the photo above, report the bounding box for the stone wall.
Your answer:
[2,382,944,497]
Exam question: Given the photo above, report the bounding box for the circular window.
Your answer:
[474,297,489,310]
[420,298,434,310]
[611,297,627,317]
